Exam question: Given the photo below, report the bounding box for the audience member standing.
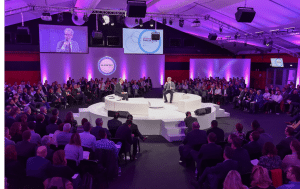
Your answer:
[206,120,224,143]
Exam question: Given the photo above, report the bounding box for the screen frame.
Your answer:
[123,28,164,55]
[107,36,121,47]
[270,58,284,68]
[39,24,89,54]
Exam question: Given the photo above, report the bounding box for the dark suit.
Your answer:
[131,123,145,140]
[206,127,225,143]
[115,124,138,156]
[115,83,128,100]
[91,126,112,140]
[49,165,75,182]
[163,81,175,103]
[184,116,198,134]
[233,90,245,108]
[179,129,207,161]
[15,141,36,158]
[5,116,16,128]
[232,147,253,174]
[26,156,52,181]
[46,123,58,134]
[35,122,47,137]
[276,136,295,159]
[107,118,122,137]
[243,141,262,159]
[198,159,238,189]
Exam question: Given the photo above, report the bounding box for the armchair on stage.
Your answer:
[163,93,202,113]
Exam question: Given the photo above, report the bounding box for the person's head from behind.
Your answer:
[69,133,81,146]
[53,150,67,166]
[224,146,234,160]
[24,106,31,115]
[250,131,260,142]
[126,120,132,127]
[235,123,243,133]
[41,135,51,146]
[95,118,103,127]
[5,105,11,113]
[28,121,36,131]
[65,111,74,121]
[186,111,191,118]
[223,170,244,189]
[81,118,88,126]
[10,122,22,137]
[5,145,17,162]
[207,132,217,143]
[49,116,58,125]
[9,107,18,117]
[211,120,218,128]
[232,137,243,149]
[127,114,133,121]
[83,122,91,132]
[52,108,59,116]
[114,112,119,119]
[36,114,45,123]
[192,122,200,130]
[290,139,300,160]
[40,106,47,114]
[285,126,295,137]
[22,130,31,141]
[20,114,27,123]
[64,28,74,41]
[228,133,237,144]
[37,146,47,158]
[63,123,71,133]
[251,120,260,131]
[99,129,107,139]
[287,166,300,182]
[251,166,272,187]
[262,142,277,157]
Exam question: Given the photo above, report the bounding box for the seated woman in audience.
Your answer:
[10,122,23,143]
[233,123,246,141]
[5,145,26,189]
[258,142,282,171]
[64,133,83,166]
[49,150,75,182]
[250,165,275,189]
[225,133,238,148]
[223,170,248,189]
[282,139,300,172]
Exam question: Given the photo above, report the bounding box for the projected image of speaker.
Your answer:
[235,7,256,23]
[151,32,160,40]
[208,33,217,40]
[127,1,147,18]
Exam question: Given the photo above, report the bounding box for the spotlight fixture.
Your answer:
[102,15,110,25]
[169,19,173,25]
[219,26,223,33]
[57,13,63,22]
[162,18,167,25]
[179,18,184,27]
[83,13,89,22]
[150,18,154,27]
[41,12,52,21]
[139,18,143,27]
[135,18,138,24]
[191,19,200,27]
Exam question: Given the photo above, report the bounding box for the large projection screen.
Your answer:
[40,48,165,88]
[190,59,251,87]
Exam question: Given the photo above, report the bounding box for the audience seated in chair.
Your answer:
[190,147,238,189]
[108,112,122,138]
[35,113,47,137]
[127,114,147,142]
[28,121,41,145]
[277,165,300,189]
[276,126,295,159]
[91,118,111,140]
[56,123,73,146]
[258,142,282,171]
[206,120,224,143]
[10,122,23,143]
[223,170,248,189]
[79,121,96,151]
[233,123,246,141]
[179,122,207,165]
[15,130,36,159]
[281,139,300,172]
[243,131,262,160]
[184,111,199,135]
[95,129,119,158]
[5,127,15,148]
[249,165,275,189]
[246,120,261,142]
[46,116,59,135]
[64,133,83,166]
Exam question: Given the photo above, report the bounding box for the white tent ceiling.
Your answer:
[5,0,300,56]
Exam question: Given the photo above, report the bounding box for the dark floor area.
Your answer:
[54,88,287,189]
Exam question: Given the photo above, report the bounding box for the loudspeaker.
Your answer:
[127,1,147,18]
[92,31,103,39]
[108,110,117,117]
[205,107,211,114]
[208,33,217,40]
[151,33,160,40]
[118,111,130,118]
[194,108,207,116]
[235,7,256,23]
[107,36,120,46]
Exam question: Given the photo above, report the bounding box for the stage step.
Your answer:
[161,120,187,142]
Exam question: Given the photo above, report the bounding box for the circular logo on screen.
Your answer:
[98,56,116,75]
[138,29,162,54]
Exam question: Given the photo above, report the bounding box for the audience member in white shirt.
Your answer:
[79,122,96,151]
[213,86,222,104]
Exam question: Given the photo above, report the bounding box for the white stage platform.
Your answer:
[74,97,230,142]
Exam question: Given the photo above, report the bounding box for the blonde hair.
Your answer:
[251,166,272,187]
[223,170,247,189]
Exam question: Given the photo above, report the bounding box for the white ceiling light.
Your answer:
[102,15,110,25]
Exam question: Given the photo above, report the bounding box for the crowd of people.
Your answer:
[5,105,147,188]
[179,117,300,189]
[4,76,153,113]
[173,76,294,115]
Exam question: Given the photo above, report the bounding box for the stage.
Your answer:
[74,95,230,142]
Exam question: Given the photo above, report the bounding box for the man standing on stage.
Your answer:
[115,78,128,101]
[164,77,175,103]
